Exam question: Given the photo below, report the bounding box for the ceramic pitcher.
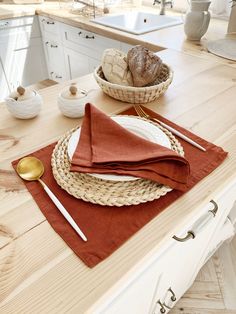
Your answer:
[184,0,211,41]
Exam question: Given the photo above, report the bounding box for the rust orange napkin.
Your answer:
[12,106,228,268]
[70,103,190,191]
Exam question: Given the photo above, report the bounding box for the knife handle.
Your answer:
[153,118,206,152]
[38,179,87,242]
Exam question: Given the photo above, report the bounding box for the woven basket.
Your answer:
[94,63,173,104]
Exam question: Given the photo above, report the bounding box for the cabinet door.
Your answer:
[0,38,47,92]
[91,261,163,314]
[42,35,67,82]
[0,17,47,92]
[150,199,227,314]
[64,47,91,79]
[0,57,10,101]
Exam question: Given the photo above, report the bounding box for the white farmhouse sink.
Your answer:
[91,11,182,35]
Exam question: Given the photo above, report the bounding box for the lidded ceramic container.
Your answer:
[57,84,89,118]
[5,86,42,119]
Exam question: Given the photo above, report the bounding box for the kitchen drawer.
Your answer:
[38,16,60,36]
[0,16,35,29]
[0,16,40,43]
[61,23,120,60]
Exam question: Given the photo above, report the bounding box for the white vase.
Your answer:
[184,0,211,41]
[228,4,236,34]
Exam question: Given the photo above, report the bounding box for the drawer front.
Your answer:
[92,260,162,314]
[38,16,60,36]
[0,16,35,29]
[0,16,40,43]
[150,181,236,314]
[61,23,120,60]
[150,203,221,313]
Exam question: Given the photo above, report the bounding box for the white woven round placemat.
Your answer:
[51,117,184,206]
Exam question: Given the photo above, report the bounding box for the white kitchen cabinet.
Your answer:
[42,34,67,82]
[0,58,10,100]
[61,23,121,61]
[61,23,121,78]
[39,17,68,82]
[87,178,236,314]
[0,38,46,92]
[39,16,125,80]
[0,16,47,101]
[64,46,99,79]
[38,15,61,36]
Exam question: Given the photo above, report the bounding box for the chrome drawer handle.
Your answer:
[173,231,195,242]
[55,75,62,79]
[47,21,55,25]
[208,199,218,217]
[50,44,58,48]
[168,287,176,302]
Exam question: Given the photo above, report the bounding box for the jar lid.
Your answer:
[60,84,88,100]
[15,86,35,101]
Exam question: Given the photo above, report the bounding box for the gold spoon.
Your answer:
[16,156,87,242]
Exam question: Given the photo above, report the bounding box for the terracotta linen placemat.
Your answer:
[12,107,228,268]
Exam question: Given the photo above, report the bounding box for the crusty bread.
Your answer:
[127,45,163,87]
[101,48,133,86]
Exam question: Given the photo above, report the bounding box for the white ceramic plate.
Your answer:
[67,116,171,181]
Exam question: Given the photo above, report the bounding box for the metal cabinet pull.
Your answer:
[47,21,55,25]
[78,31,95,39]
[50,44,58,48]
[168,287,176,302]
[85,35,95,39]
[156,300,166,313]
[208,199,218,217]
[173,200,219,242]
[0,21,9,27]
[173,231,195,242]
[55,75,62,79]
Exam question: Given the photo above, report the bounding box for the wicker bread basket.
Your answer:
[94,63,173,104]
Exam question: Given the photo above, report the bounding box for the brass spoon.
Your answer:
[16,156,87,242]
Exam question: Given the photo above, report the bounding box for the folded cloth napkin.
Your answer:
[70,103,190,191]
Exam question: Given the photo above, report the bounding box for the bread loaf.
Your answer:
[102,48,133,86]
[127,45,163,87]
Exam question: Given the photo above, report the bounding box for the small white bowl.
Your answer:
[5,91,42,119]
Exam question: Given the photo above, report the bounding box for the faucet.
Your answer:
[153,0,173,15]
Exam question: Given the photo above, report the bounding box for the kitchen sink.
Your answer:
[91,11,182,35]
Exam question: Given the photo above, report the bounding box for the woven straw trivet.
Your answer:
[51,117,184,207]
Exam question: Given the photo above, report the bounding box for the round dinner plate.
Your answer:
[67,116,171,182]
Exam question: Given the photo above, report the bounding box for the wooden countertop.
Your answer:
[0,49,236,313]
[0,2,235,63]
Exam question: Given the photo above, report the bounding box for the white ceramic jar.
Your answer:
[58,84,90,118]
[5,86,42,119]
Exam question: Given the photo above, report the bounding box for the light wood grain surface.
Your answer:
[0,49,236,313]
